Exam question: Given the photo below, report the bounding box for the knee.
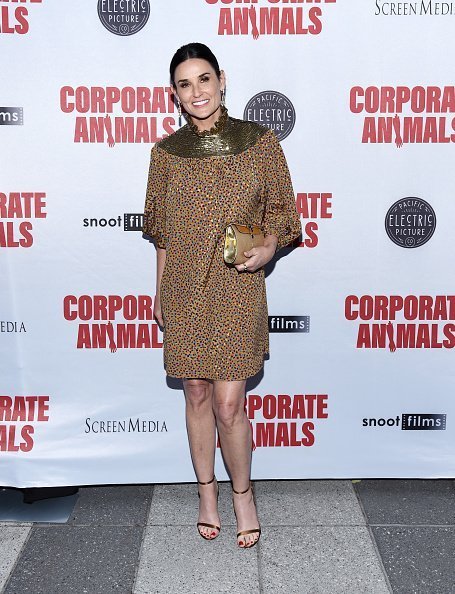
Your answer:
[214,398,244,431]
[184,379,212,412]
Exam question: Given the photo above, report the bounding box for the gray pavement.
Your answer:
[0,480,454,593]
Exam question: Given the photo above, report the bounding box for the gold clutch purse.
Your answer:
[223,224,264,265]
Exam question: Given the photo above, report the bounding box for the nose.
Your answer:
[192,82,202,98]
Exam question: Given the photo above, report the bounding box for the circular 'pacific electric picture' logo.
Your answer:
[97,0,150,36]
[244,91,295,141]
[385,197,436,248]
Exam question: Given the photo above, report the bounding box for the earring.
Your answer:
[221,89,226,107]
[176,99,182,126]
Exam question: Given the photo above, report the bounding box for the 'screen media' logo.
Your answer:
[1,321,26,334]
[375,1,455,16]
[85,417,167,434]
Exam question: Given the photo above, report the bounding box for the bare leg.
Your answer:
[213,380,260,547]
[183,378,220,539]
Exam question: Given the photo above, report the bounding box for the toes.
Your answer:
[240,533,259,548]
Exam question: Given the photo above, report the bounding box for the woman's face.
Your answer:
[172,58,226,130]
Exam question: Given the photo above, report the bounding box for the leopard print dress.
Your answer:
[143,109,301,380]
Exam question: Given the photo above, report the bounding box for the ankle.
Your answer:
[232,481,252,496]
[197,475,216,486]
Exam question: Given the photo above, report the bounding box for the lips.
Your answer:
[192,99,209,107]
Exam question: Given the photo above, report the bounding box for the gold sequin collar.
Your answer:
[157,109,269,159]
[184,105,229,137]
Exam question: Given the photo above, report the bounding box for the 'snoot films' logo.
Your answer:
[363,413,446,430]
[0,107,23,126]
[385,197,436,248]
[124,213,144,231]
[244,91,295,141]
[98,0,150,36]
[401,413,446,431]
[268,316,310,333]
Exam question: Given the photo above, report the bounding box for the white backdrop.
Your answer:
[1,0,454,487]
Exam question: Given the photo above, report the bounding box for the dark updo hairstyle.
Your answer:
[170,42,221,86]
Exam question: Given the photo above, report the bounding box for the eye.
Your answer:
[179,82,189,88]
[200,75,210,83]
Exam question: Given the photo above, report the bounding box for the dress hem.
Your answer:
[164,356,267,382]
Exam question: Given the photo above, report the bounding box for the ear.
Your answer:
[219,69,226,91]
[171,86,180,110]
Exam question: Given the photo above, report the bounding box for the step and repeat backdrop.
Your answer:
[1,0,454,486]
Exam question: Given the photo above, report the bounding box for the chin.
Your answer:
[187,104,220,121]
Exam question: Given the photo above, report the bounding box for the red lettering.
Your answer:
[301,221,318,247]
[0,221,33,247]
[255,422,275,447]
[357,324,371,348]
[308,6,322,34]
[20,425,34,452]
[247,394,262,420]
[0,6,14,33]
[14,6,28,33]
[275,422,289,447]
[416,324,430,348]
[301,422,315,446]
[345,295,358,321]
[0,192,47,218]
[443,323,455,348]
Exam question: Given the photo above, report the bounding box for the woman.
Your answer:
[143,43,301,548]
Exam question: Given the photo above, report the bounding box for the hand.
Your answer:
[107,321,117,353]
[234,244,276,273]
[104,115,115,148]
[249,5,259,40]
[154,295,164,327]
[393,114,403,149]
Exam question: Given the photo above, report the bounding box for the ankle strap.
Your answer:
[197,475,215,486]
[232,482,252,495]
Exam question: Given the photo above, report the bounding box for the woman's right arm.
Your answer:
[154,247,166,327]
[142,145,169,326]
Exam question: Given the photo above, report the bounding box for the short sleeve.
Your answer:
[142,145,168,249]
[260,131,302,251]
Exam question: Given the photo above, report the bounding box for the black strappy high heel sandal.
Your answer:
[197,475,221,540]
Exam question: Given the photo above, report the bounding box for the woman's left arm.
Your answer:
[235,131,301,273]
[234,234,277,272]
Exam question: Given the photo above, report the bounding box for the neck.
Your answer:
[189,105,222,132]
[185,105,228,137]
